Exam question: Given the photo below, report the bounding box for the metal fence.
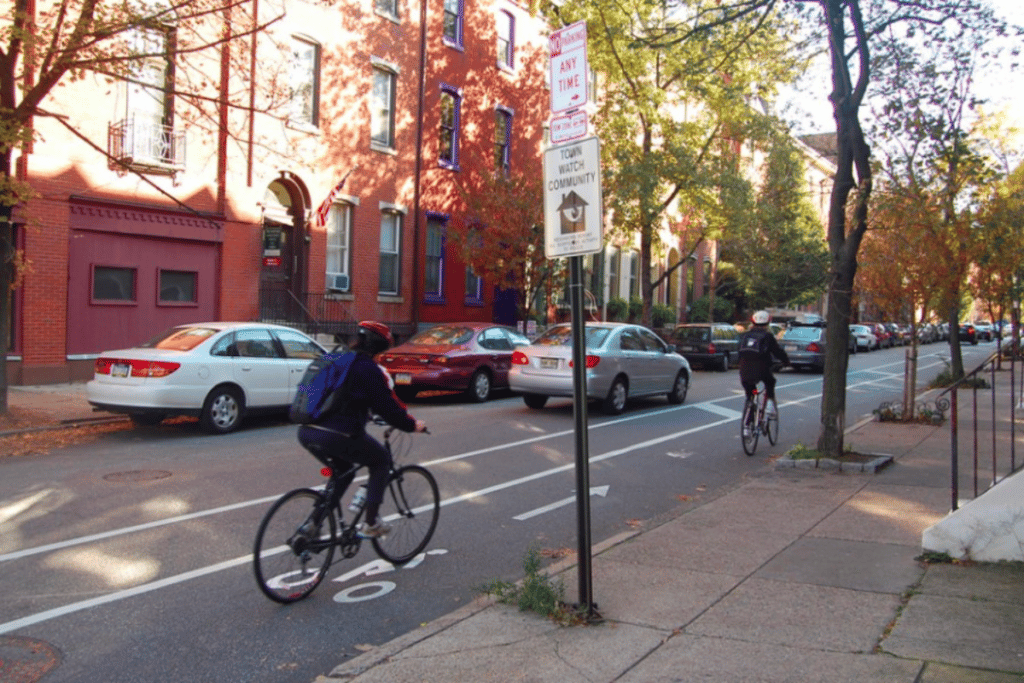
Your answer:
[258,287,416,342]
[937,348,1022,511]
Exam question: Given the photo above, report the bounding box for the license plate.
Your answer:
[684,346,698,352]
[540,358,559,369]
[111,363,130,378]
[784,345,797,352]
[395,373,412,385]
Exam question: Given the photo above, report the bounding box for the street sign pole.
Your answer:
[568,254,595,616]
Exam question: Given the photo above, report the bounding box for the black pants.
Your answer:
[297,426,392,522]
[740,367,777,402]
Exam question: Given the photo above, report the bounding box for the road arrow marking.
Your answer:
[514,486,609,521]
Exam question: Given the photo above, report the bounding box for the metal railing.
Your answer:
[108,116,186,172]
[938,347,1022,511]
[258,287,416,342]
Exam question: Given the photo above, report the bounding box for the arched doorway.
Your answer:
[261,174,310,324]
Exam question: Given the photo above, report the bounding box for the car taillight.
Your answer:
[132,360,181,377]
[569,355,601,368]
[94,358,115,375]
[511,351,530,365]
[807,342,822,353]
[707,343,716,353]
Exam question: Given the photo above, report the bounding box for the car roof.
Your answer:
[171,321,310,333]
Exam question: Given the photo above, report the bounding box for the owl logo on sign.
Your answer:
[557,191,588,234]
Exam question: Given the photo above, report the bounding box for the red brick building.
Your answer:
[10,0,549,384]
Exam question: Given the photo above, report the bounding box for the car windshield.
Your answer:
[142,326,219,351]
[674,327,710,343]
[407,326,474,345]
[533,326,611,349]
[781,327,822,341]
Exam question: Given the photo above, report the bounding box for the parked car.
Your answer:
[974,321,994,342]
[918,323,938,344]
[959,322,978,345]
[668,323,740,371]
[509,322,691,415]
[849,324,878,351]
[778,324,855,372]
[884,323,908,346]
[87,322,327,434]
[376,323,530,403]
[865,323,893,348]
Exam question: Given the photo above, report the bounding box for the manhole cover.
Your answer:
[103,470,172,483]
[0,636,61,683]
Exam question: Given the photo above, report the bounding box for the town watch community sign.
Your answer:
[543,136,603,259]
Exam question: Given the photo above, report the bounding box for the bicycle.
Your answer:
[741,381,779,456]
[253,423,440,604]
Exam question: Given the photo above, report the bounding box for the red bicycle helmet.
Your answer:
[357,320,394,354]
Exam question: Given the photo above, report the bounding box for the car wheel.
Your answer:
[466,369,491,403]
[395,387,418,403]
[601,376,628,415]
[200,385,244,434]
[667,370,689,404]
[523,393,548,409]
[129,413,166,427]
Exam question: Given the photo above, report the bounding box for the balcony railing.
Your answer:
[108,116,185,173]
[258,287,416,343]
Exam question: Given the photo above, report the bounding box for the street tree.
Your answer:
[0,0,290,412]
[540,0,805,328]
[724,127,829,311]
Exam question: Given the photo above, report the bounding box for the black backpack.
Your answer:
[289,351,356,424]
[739,329,772,358]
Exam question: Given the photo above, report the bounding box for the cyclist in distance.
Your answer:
[738,310,789,414]
[297,321,427,539]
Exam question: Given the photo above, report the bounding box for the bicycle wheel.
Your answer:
[253,488,336,603]
[372,465,440,565]
[741,397,759,456]
[766,398,779,445]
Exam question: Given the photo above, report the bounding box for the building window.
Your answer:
[379,211,402,295]
[92,266,137,303]
[494,107,512,173]
[608,248,620,300]
[425,217,445,300]
[375,0,398,20]
[496,10,514,69]
[443,0,463,47]
[158,269,197,304]
[465,267,482,303]
[327,202,352,291]
[371,65,397,149]
[439,86,461,169]
[629,250,640,298]
[290,37,320,127]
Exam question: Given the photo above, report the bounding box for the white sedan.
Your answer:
[87,322,326,434]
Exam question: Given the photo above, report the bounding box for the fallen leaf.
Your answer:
[677,494,691,501]
[626,519,643,528]
[354,644,375,652]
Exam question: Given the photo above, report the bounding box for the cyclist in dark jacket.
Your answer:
[738,310,789,409]
[298,321,426,538]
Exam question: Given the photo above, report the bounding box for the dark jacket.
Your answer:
[737,326,789,383]
[316,352,416,436]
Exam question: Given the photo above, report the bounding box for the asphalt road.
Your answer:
[0,340,995,682]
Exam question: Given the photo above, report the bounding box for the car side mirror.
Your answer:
[666,344,677,354]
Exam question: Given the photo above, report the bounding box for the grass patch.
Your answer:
[477,545,591,626]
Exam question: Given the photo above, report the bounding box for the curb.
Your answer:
[0,415,128,438]
[774,452,894,473]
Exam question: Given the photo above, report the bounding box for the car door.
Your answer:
[479,327,515,386]
[232,327,290,407]
[272,328,326,402]
[617,327,649,394]
[637,327,676,395]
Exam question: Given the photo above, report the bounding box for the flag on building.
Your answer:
[314,179,345,228]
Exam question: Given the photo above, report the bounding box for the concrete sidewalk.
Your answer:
[317,391,1024,681]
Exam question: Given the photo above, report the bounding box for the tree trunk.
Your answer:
[0,150,13,413]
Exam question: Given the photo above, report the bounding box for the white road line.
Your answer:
[693,402,744,420]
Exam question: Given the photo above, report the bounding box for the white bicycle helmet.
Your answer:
[752,310,771,325]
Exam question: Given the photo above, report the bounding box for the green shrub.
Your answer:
[652,304,677,329]
[606,297,628,321]
[628,297,643,322]
[476,545,588,626]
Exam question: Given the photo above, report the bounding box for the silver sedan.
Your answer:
[509,322,691,415]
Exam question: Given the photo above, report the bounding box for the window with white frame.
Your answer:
[608,248,620,299]
[443,0,463,47]
[439,86,461,168]
[290,37,320,126]
[125,26,175,163]
[465,266,482,302]
[629,250,640,298]
[375,0,398,20]
[371,64,397,149]
[425,216,445,299]
[379,211,402,295]
[496,10,514,69]
[326,202,352,292]
[494,107,512,173]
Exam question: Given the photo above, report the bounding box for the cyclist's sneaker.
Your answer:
[357,521,392,539]
[766,404,777,418]
[743,427,751,438]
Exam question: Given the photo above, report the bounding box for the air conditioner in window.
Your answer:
[327,273,349,292]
